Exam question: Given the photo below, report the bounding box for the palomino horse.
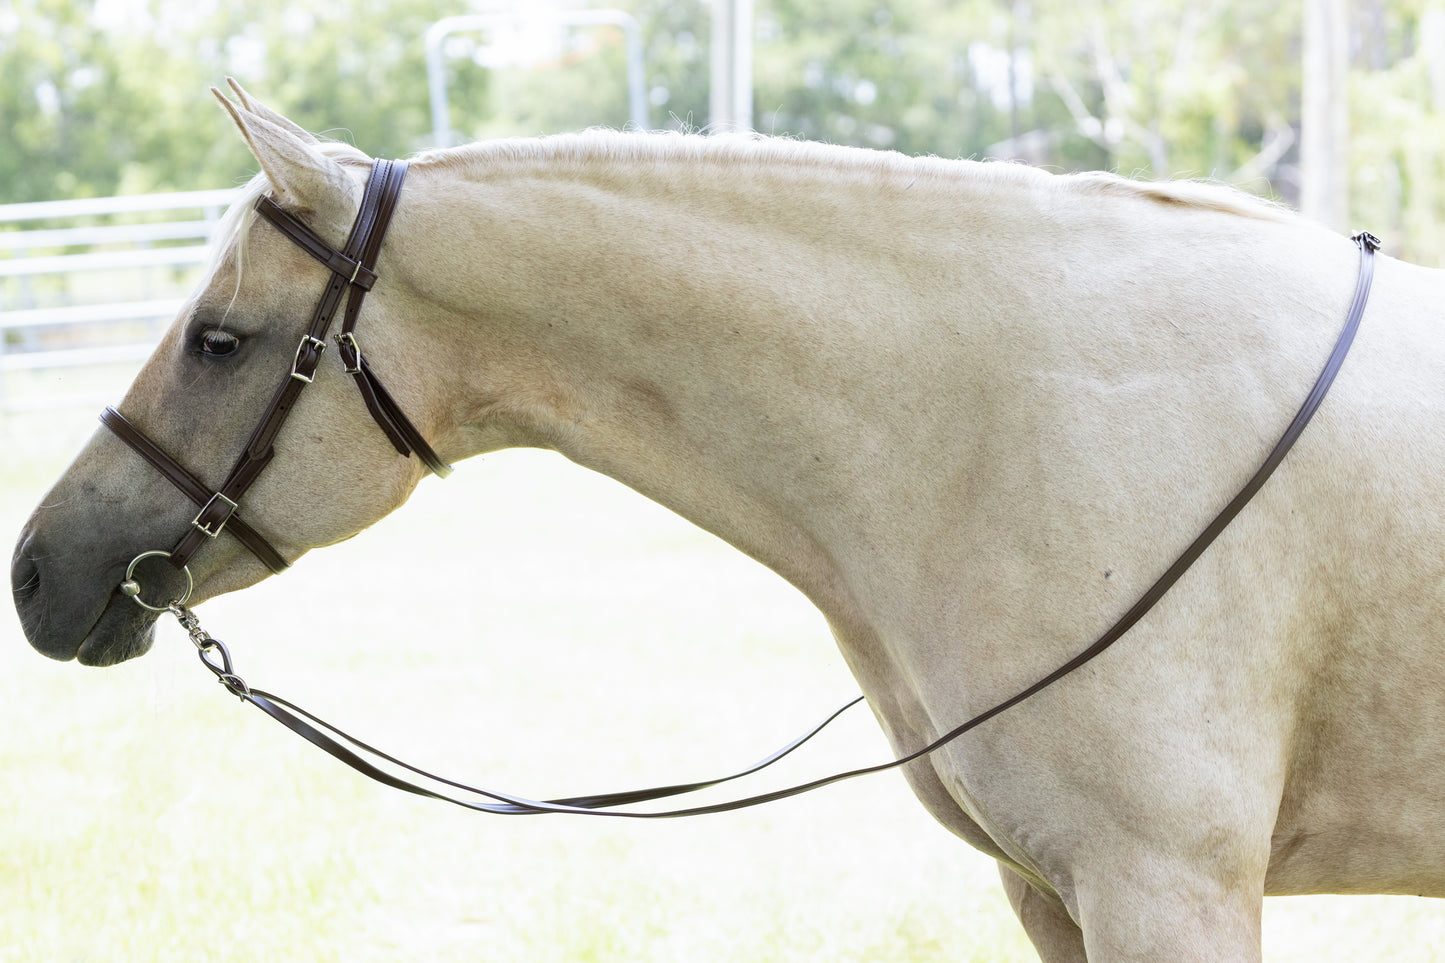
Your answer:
[12,85,1445,961]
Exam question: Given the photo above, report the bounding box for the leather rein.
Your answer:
[106,161,1381,817]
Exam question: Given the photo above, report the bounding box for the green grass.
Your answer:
[2,410,1444,962]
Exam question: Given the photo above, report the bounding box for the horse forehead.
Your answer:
[214,216,336,311]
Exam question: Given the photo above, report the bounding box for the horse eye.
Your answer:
[197,329,240,358]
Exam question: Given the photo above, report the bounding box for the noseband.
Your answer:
[104,159,450,607]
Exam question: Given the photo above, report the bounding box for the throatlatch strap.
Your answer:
[335,161,453,478]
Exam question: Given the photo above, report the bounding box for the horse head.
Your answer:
[11,83,441,665]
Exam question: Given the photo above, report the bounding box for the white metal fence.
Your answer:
[0,188,240,414]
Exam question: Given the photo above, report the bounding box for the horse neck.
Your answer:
[387,136,1320,618]
[391,140,1029,594]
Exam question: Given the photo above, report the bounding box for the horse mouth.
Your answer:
[19,578,160,666]
[75,599,159,666]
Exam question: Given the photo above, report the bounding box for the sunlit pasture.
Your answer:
[3,409,1443,962]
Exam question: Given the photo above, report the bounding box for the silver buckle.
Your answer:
[290,335,327,383]
[1352,231,1382,252]
[192,492,238,538]
[336,331,363,374]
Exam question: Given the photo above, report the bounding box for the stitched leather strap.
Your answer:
[101,407,290,573]
[202,232,1381,817]
[230,686,868,817]
[335,161,453,478]
[164,166,396,569]
[104,159,449,575]
[335,342,453,476]
[254,197,377,290]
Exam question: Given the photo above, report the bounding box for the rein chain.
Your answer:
[109,160,1381,816]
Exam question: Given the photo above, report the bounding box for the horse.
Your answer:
[12,83,1445,962]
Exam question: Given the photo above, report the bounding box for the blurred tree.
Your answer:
[1350,2,1445,263]
[1032,0,1304,190]
[432,0,710,139]
[5,0,1445,262]
[0,0,168,200]
[753,0,1012,158]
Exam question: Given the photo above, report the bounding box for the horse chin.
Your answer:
[74,600,159,667]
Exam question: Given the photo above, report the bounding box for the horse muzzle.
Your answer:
[11,527,161,666]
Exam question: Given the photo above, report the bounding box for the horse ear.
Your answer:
[223,78,319,145]
[211,85,361,223]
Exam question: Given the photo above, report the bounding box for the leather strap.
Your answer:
[200,232,1382,817]
[104,159,450,574]
[254,197,377,291]
[228,685,869,817]
[334,161,453,478]
[260,159,451,477]
[335,344,453,476]
[101,407,290,574]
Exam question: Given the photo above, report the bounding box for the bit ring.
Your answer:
[119,550,194,612]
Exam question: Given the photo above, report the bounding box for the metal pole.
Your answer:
[709,0,753,132]
[1301,0,1349,230]
[425,10,650,148]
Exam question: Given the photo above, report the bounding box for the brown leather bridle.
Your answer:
[104,159,450,606]
[103,208,1382,816]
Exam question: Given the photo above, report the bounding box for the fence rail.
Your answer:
[0,187,240,414]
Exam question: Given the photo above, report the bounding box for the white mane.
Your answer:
[412,128,1293,225]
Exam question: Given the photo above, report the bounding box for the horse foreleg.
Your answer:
[1000,857,1264,963]
[999,863,1088,963]
[1070,862,1264,963]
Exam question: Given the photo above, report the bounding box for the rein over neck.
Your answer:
[135,232,1382,818]
[103,159,450,583]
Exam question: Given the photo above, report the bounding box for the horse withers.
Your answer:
[13,84,1445,961]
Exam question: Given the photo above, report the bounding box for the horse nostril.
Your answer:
[11,540,41,601]
[10,541,53,654]
[11,536,83,662]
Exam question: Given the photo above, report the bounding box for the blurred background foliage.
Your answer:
[3,0,1445,260]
